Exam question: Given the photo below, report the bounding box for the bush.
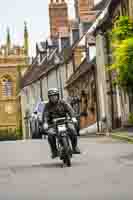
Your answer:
[111,38,133,91]
[0,129,22,141]
[128,113,133,124]
[111,16,133,42]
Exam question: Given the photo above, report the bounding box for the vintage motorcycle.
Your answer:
[52,117,73,167]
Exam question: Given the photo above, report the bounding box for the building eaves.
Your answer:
[92,0,121,32]
[65,57,96,87]
[72,32,87,50]
[92,0,108,11]
[21,61,60,88]
[78,0,113,41]
[71,1,109,50]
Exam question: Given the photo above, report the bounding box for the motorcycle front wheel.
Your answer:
[62,137,71,167]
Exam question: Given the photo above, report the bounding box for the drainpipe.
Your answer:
[92,65,100,133]
[40,79,43,101]
[105,32,115,129]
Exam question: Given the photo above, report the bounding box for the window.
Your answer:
[91,82,96,103]
[1,76,13,97]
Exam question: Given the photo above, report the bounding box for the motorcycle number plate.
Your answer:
[58,124,66,132]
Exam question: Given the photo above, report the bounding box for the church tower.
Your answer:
[49,0,69,40]
[0,26,29,133]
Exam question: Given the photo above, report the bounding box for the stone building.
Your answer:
[65,58,97,128]
[64,30,97,128]
[20,42,69,138]
[0,24,29,132]
[86,0,133,131]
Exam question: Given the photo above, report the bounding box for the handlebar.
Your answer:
[53,117,72,125]
[53,117,66,123]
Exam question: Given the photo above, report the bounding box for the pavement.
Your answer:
[79,122,98,136]
[111,127,133,142]
[79,123,133,143]
[0,137,133,199]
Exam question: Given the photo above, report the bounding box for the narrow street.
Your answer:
[0,0,133,199]
[0,137,133,199]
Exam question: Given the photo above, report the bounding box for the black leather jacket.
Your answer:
[42,99,75,125]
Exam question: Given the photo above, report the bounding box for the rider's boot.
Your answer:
[70,134,81,154]
[73,146,80,154]
[48,135,58,159]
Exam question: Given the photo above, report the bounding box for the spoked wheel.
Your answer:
[62,137,72,167]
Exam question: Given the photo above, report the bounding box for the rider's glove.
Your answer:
[72,117,77,124]
[43,123,48,130]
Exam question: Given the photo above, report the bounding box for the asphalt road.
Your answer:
[0,137,133,200]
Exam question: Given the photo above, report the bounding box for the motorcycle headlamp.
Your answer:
[58,124,66,132]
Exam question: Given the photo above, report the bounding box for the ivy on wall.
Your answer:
[109,16,133,92]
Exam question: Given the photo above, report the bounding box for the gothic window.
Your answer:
[1,76,13,97]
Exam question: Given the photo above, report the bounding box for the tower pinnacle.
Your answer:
[6,27,11,54]
[24,21,29,56]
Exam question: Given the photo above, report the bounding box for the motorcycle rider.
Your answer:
[42,88,80,158]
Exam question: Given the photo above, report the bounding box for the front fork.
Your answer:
[57,135,72,159]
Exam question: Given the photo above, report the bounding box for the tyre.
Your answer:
[62,137,71,167]
[63,156,71,167]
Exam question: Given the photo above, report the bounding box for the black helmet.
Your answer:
[48,88,59,97]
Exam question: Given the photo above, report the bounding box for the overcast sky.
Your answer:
[0,0,101,56]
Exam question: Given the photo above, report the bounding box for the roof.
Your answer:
[92,0,108,11]
[92,0,121,31]
[65,57,96,87]
[71,0,110,49]
[77,0,114,45]
[20,48,60,88]
[20,63,45,88]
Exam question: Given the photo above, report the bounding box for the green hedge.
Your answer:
[128,113,133,124]
[0,129,22,141]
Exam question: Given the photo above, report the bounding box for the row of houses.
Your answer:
[20,0,133,138]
